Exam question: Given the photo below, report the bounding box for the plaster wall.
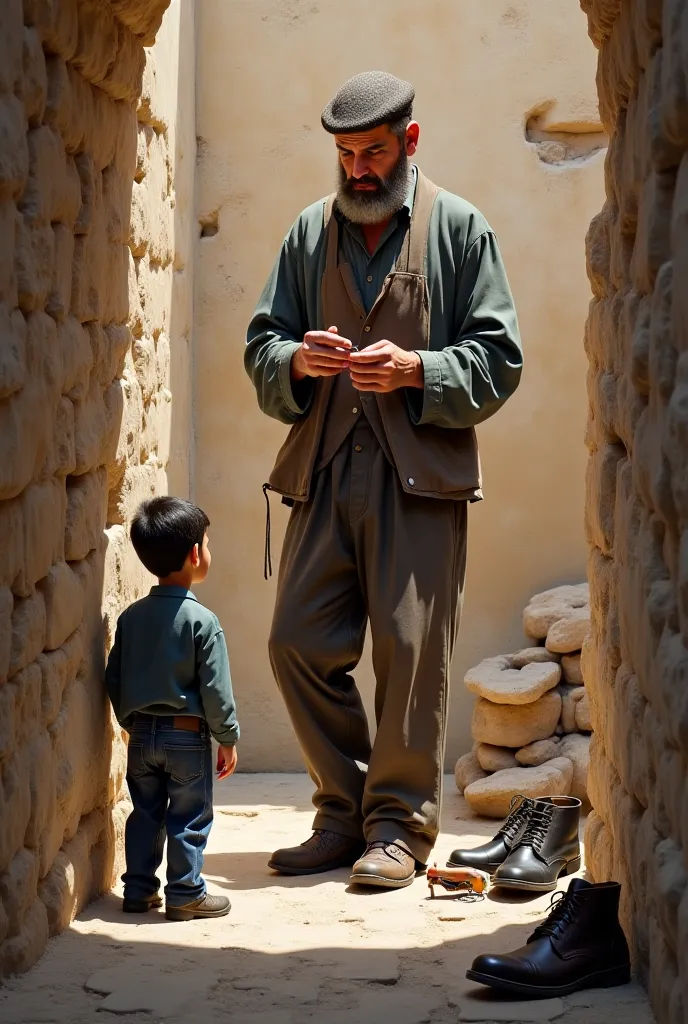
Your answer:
[194,0,606,769]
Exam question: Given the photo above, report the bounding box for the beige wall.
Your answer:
[0,0,195,976]
[194,0,605,770]
[580,0,688,1018]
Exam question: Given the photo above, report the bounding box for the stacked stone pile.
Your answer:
[455,584,593,817]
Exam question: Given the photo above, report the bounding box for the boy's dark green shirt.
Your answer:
[105,586,239,746]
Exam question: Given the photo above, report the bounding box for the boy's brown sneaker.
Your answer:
[123,893,163,913]
[165,893,231,921]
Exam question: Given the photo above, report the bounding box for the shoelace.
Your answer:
[530,889,582,941]
[517,804,553,852]
[496,795,532,844]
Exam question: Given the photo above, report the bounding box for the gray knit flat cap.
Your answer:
[321,71,415,134]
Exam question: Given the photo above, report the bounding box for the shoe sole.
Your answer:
[492,855,582,893]
[465,963,631,999]
[267,856,360,876]
[165,905,231,921]
[349,871,417,890]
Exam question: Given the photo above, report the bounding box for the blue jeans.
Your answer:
[123,714,213,907]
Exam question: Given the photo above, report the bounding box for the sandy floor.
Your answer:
[0,774,655,1024]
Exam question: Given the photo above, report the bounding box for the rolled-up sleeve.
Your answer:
[407,230,523,429]
[245,240,314,423]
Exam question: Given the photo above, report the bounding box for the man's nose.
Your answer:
[352,154,370,179]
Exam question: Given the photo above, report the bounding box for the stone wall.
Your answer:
[0,0,195,976]
[580,1,688,1019]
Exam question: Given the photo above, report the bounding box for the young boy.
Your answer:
[105,496,239,921]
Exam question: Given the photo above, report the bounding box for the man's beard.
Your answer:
[336,149,411,225]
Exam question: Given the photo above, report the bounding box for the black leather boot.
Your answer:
[492,796,581,892]
[447,795,534,874]
[467,878,631,997]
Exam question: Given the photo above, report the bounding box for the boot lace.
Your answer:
[517,803,553,853]
[496,795,534,845]
[530,889,582,942]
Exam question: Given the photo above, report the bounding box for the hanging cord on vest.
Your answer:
[262,483,273,580]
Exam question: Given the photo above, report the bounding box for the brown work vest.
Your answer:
[267,170,482,503]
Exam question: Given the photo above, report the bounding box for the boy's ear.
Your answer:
[190,542,200,567]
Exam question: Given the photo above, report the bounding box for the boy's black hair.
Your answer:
[130,496,210,579]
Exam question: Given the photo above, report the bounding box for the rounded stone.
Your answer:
[464,758,574,818]
[464,655,561,706]
[476,743,519,772]
[471,691,562,748]
[454,751,487,794]
[558,733,591,803]
[510,647,560,669]
[523,583,589,640]
[515,737,562,766]
[545,610,590,654]
[562,652,584,685]
[575,691,592,732]
[560,685,586,733]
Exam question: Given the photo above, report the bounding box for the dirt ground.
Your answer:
[0,774,655,1024]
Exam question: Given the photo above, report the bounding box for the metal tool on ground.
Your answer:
[427,864,489,901]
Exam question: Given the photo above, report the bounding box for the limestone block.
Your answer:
[72,374,106,474]
[24,0,78,60]
[132,334,157,402]
[20,126,67,226]
[0,93,29,202]
[24,731,53,850]
[585,208,612,300]
[0,675,16,761]
[0,305,26,400]
[523,583,590,640]
[561,653,584,685]
[38,561,84,651]
[108,459,165,529]
[136,256,171,341]
[59,316,92,399]
[471,691,562,748]
[110,0,170,46]
[0,0,23,96]
[22,26,47,128]
[9,590,45,679]
[649,261,675,403]
[0,498,23,591]
[454,751,487,794]
[510,647,560,669]
[515,737,562,767]
[464,759,574,818]
[102,377,125,476]
[45,222,73,322]
[73,151,95,235]
[585,443,625,557]
[476,743,518,772]
[100,18,145,105]
[575,691,592,732]
[0,848,39,935]
[12,662,41,747]
[101,324,131,386]
[666,353,688,526]
[71,0,117,86]
[560,686,587,733]
[15,214,54,312]
[558,733,591,803]
[464,655,561,706]
[0,199,17,305]
[0,586,13,685]
[660,0,688,149]
[65,469,106,562]
[102,159,133,247]
[546,610,591,654]
[0,897,48,976]
[102,242,129,325]
[37,648,67,728]
[0,747,31,874]
[51,395,76,478]
[631,170,675,296]
[18,478,65,595]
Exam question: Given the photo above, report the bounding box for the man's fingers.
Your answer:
[305,330,352,349]
[349,364,393,379]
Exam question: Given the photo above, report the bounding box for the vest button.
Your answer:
[408,478,415,486]
[366,275,373,283]
[364,325,371,332]
[354,445,362,453]
[352,407,358,414]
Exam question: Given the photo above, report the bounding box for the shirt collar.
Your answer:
[149,585,198,602]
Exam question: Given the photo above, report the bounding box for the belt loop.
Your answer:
[262,483,273,580]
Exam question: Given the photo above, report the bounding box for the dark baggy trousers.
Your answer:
[269,418,468,862]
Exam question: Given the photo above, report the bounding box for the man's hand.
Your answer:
[348,341,424,393]
[216,744,238,781]
[291,325,352,381]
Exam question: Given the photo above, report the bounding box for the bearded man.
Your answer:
[245,72,522,888]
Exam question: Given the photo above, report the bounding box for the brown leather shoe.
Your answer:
[268,830,365,875]
[165,893,230,921]
[350,841,417,889]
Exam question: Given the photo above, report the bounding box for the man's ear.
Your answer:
[405,121,420,157]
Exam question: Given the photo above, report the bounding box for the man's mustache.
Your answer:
[346,174,383,188]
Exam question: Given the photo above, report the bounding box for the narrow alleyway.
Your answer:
[0,776,655,1024]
